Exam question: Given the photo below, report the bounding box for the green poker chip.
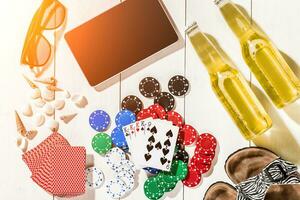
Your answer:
[158,180,177,192]
[92,132,112,155]
[144,176,164,200]
[162,160,188,182]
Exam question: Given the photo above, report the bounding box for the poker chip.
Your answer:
[174,149,189,163]
[167,111,183,127]
[148,104,167,119]
[139,77,161,98]
[196,133,217,155]
[92,133,112,155]
[89,110,110,132]
[154,92,175,112]
[105,147,126,170]
[121,95,144,115]
[115,109,136,127]
[158,180,177,193]
[182,165,202,188]
[179,125,198,146]
[137,108,157,121]
[143,167,160,175]
[111,127,127,148]
[114,159,136,175]
[168,75,189,96]
[190,156,212,167]
[85,167,105,189]
[144,176,164,200]
[190,157,211,174]
[162,160,188,182]
[116,171,135,192]
[106,179,127,199]
[194,147,216,157]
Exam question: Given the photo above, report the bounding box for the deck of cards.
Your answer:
[123,117,179,171]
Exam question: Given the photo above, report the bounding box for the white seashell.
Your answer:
[71,95,88,108]
[46,119,59,132]
[43,104,55,116]
[31,88,41,99]
[53,99,65,110]
[60,113,77,124]
[22,104,33,117]
[41,87,55,102]
[34,113,45,127]
[64,90,71,99]
[33,98,46,108]
[17,137,28,152]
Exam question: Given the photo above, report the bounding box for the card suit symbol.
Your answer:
[148,135,155,143]
[144,153,152,161]
[147,144,154,152]
[162,148,169,156]
[164,139,171,147]
[160,157,167,165]
[166,130,173,138]
[155,142,162,150]
[150,126,157,134]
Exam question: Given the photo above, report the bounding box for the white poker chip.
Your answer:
[116,171,135,192]
[85,167,105,189]
[114,159,136,174]
[106,178,127,199]
[105,147,126,170]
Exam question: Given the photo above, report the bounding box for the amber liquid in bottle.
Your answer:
[187,23,272,140]
[215,0,300,108]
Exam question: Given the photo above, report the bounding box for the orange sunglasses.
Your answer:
[20,0,66,76]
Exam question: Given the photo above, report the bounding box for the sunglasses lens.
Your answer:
[41,0,65,30]
[25,35,51,66]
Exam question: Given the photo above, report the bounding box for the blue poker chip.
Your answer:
[115,109,136,127]
[89,110,110,132]
[143,167,160,175]
[111,127,128,148]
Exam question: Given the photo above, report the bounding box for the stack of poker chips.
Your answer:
[144,160,188,200]
[182,133,217,187]
[22,132,86,197]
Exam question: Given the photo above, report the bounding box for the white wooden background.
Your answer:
[2,0,300,199]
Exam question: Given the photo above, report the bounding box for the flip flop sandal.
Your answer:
[204,182,237,200]
[225,147,300,200]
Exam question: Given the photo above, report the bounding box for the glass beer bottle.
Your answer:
[214,0,300,108]
[187,22,272,140]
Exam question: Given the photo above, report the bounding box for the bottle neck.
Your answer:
[218,0,251,38]
[187,23,228,74]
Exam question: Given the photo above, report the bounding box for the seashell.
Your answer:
[46,119,59,132]
[31,88,41,99]
[34,77,57,86]
[41,87,55,102]
[17,137,28,152]
[47,85,63,92]
[60,113,77,124]
[22,104,33,117]
[25,130,38,140]
[64,90,71,99]
[23,74,38,89]
[71,95,88,108]
[53,99,65,110]
[43,104,54,116]
[34,113,45,127]
[15,111,26,136]
[33,98,46,108]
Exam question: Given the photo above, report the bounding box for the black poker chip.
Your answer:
[139,77,160,98]
[121,95,143,115]
[154,92,175,112]
[168,75,189,96]
[174,150,189,163]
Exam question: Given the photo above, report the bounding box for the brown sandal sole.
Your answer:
[204,182,236,200]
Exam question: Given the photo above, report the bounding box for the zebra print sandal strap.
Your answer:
[235,158,300,200]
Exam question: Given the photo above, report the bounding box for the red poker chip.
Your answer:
[191,155,212,166]
[137,108,157,121]
[194,152,215,161]
[182,165,202,187]
[148,104,167,119]
[194,147,216,157]
[190,157,211,174]
[196,133,217,151]
[179,125,198,146]
[167,111,183,127]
